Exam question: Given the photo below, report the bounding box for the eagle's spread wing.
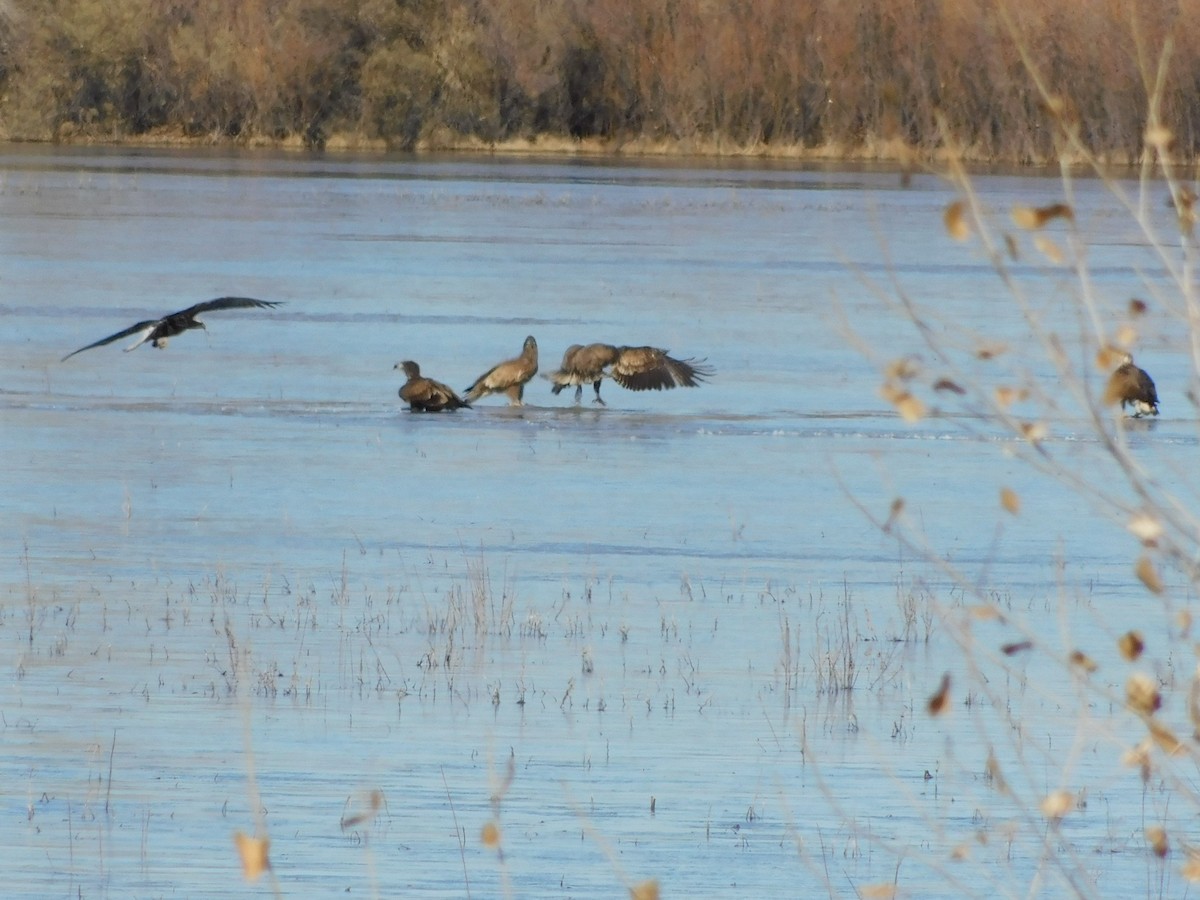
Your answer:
[61,318,162,361]
[610,347,713,391]
[181,297,283,316]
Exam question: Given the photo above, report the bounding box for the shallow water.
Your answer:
[2,146,1194,897]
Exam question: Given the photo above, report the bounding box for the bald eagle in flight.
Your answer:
[395,360,470,412]
[463,336,539,406]
[549,343,713,405]
[61,297,283,361]
[1104,351,1159,417]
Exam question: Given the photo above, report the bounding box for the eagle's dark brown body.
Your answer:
[395,360,470,412]
[1104,352,1159,417]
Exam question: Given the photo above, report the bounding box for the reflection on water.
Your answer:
[0,146,1189,897]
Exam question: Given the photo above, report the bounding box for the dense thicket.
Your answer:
[0,0,1195,161]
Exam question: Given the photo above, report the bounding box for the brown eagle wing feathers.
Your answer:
[609,346,714,391]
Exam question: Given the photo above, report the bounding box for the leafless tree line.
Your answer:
[0,0,1196,159]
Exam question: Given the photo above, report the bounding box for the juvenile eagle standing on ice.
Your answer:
[61,297,283,361]
[395,360,470,412]
[463,336,539,406]
[1104,351,1159,417]
[549,343,713,405]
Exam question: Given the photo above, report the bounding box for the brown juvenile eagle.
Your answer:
[61,296,283,361]
[1104,351,1159,417]
[395,360,470,412]
[463,335,539,406]
[549,343,714,405]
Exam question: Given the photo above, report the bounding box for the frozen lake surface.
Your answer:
[1,146,1194,897]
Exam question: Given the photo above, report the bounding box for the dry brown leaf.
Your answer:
[1184,854,1200,883]
[481,821,502,848]
[1128,513,1163,545]
[1122,740,1153,782]
[927,672,951,716]
[630,881,661,900]
[1126,672,1161,715]
[1136,556,1165,594]
[1095,345,1125,370]
[1069,649,1098,674]
[1011,205,1038,230]
[859,885,898,899]
[1019,421,1047,443]
[1012,203,1074,230]
[1002,640,1032,656]
[933,377,966,395]
[975,341,1008,360]
[1119,630,1146,661]
[879,382,903,403]
[1000,488,1020,515]
[1114,323,1137,348]
[233,832,270,882]
[885,357,921,380]
[1178,609,1192,637]
[893,392,926,423]
[944,200,970,240]
[1039,203,1075,225]
[967,605,1002,621]
[1146,825,1169,858]
[993,386,1027,409]
[1129,297,1148,317]
[1033,235,1064,263]
[1188,666,1200,738]
[1039,789,1074,820]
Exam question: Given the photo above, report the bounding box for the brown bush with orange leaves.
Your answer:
[0,0,1195,158]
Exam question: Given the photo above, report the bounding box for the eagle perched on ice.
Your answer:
[549,343,713,405]
[463,336,539,406]
[1104,351,1159,417]
[395,360,470,412]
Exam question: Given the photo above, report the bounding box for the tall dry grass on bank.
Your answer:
[0,0,1197,160]
[849,33,1200,895]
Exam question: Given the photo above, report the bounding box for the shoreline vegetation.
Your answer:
[2,0,1197,165]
